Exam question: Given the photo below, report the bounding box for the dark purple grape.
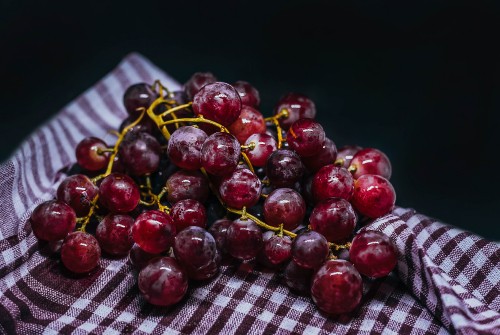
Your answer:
[95,214,134,256]
[184,72,217,100]
[283,260,314,295]
[123,83,158,117]
[192,82,242,127]
[266,149,304,187]
[219,168,261,209]
[138,257,188,306]
[263,188,305,231]
[57,174,98,217]
[274,93,316,130]
[75,137,109,171]
[30,200,76,242]
[165,170,209,204]
[132,210,176,254]
[286,118,325,157]
[167,126,208,170]
[173,226,220,280]
[119,131,161,176]
[201,132,241,176]
[129,243,161,270]
[99,173,140,213]
[232,81,260,107]
[226,218,263,261]
[291,230,329,269]
[61,231,101,273]
[309,198,357,243]
[303,138,338,173]
[311,260,363,315]
[349,230,398,278]
[208,219,232,253]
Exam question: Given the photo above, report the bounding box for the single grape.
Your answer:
[244,133,277,167]
[232,81,260,107]
[283,260,314,295]
[312,165,354,202]
[56,174,98,217]
[192,82,242,127]
[309,198,357,243]
[129,243,161,270]
[167,126,207,170]
[219,168,262,209]
[311,260,363,315]
[291,230,329,269]
[119,131,161,176]
[99,173,140,213]
[263,188,305,231]
[132,210,176,254]
[95,214,134,256]
[303,138,338,173]
[30,200,76,242]
[227,106,266,144]
[75,137,109,171]
[335,145,363,168]
[138,257,188,306]
[170,199,207,231]
[349,230,398,278]
[266,149,304,187]
[208,219,232,253]
[119,115,156,134]
[286,118,325,157]
[165,170,209,204]
[351,174,396,218]
[274,93,316,130]
[200,132,241,176]
[184,72,217,100]
[123,83,158,117]
[263,234,292,265]
[226,218,263,261]
[349,148,392,180]
[173,226,220,280]
[60,231,101,273]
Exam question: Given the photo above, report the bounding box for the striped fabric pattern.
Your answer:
[0,53,498,335]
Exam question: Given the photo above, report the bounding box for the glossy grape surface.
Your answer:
[95,214,134,256]
[119,131,161,176]
[303,138,338,173]
[170,199,207,231]
[350,230,398,278]
[138,257,188,306]
[349,148,392,180]
[201,132,241,176]
[208,219,232,253]
[233,81,260,107]
[192,82,242,127]
[57,174,98,217]
[266,149,304,187]
[312,165,354,202]
[173,226,220,280]
[129,243,161,270]
[263,234,292,265]
[309,198,357,243]
[263,188,305,231]
[123,83,158,117]
[219,168,262,209]
[226,218,263,260]
[286,118,325,157]
[311,260,363,315]
[184,72,217,100]
[167,126,207,170]
[165,170,210,204]
[274,93,316,130]
[132,210,176,254]
[284,260,314,295]
[351,174,396,218]
[99,173,140,213]
[61,231,101,273]
[336,145,363,168]
[227,105,266,144]
[30,200,76,242]
[244,133,277,167]
[291,230,329,269]
[76,137,109,171]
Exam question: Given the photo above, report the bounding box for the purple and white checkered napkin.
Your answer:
[0,53,499,335]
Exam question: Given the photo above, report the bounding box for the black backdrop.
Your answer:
[1,0,499,239]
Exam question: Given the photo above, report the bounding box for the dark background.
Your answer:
[1,0,499,239]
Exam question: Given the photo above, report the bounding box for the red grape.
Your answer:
[208,219,232,253]
[61,231,101,273]
[132,210,176,254]
[263,188,305,231]
[336,145,363,168]
[232,81,260,107]
[291,230,329,269]
[56,174,98,217]
[263,234,292,265]
[309,198,357,243]
[219,168,261,209]
[286,118,325,157]
[201,132,241,176]
[170,199,207,231]
[30,200,76,242]
[165,170,209,204]
[283,260,314,295]
[266,149,304,187]
[184,72,217,100]
[274,93,316,130]
[349,148,392,179]
[244,133,277,167]
[226,218,263,261]
[351,174,396,218]
[95,214,134,256]
[303,137,338,173]
[129,243,161,270]
[312,165,354,202]
[75,137,109,171]
[123,83,158,117]
[192,82,242,127]
[227,105,266,144]
[138,257,188,306]
[311,260,363,315]
[99,173,140,213]
[119,131,161,176]
[349,230,398,278]
[167,126,207,170]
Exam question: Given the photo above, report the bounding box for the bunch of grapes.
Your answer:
[29,73,398,315]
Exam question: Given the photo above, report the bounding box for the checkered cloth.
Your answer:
[0,53,499,335]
